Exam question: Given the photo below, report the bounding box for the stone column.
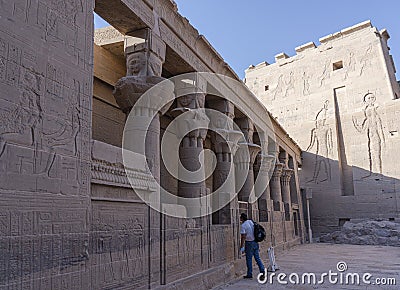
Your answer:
[254,151,276,222]
[113,28,169,190]
[173,75,210,217]
[209,99,242,224]
[235,118,261,220]
[270,162,284,211]
[281,168,294,221]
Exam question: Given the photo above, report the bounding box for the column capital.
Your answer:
[172,78,209,141]
[174,109,209,141]
[281,168,294,185]
[234,143,261,165]
[272,162,284,179]
[236,117,254,144]
[175,74,207,107]
[113,28,172,115]
[113,77,174,115]
[254,153,276,173]
[279,151,289,168]
[212,129,242,154]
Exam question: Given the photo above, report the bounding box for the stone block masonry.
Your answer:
[245,20,400,237]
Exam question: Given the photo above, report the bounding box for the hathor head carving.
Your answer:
[126,51,163,77]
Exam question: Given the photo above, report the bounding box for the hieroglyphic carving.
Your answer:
[0,0,92,286]
[352,92,385,176]
[48,0,84,26]
[210,226,230,265]
[306,100,333,183]
[0,209,88,284]
[0,69,42,164]
[91,202,147,287]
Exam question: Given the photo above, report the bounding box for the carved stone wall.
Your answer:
[0,0,307,288]
[0,0,93,288]
[246,21,400,236]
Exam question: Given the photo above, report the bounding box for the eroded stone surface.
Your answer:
[320,220,400,247]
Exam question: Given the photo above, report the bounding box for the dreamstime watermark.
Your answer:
[257,261,397,286]
[120,72,277,218]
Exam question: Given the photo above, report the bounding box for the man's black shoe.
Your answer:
[243,275,252,279]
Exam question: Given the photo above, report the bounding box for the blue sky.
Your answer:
[95,0,400,79]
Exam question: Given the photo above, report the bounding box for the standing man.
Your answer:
[240,213,265,279]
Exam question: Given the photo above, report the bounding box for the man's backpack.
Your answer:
[253,220,266,242]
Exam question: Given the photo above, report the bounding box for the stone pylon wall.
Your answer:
[0,0,94,288]
[245,21,400,235]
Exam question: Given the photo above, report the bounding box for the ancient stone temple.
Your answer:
[0,0,305,289]
[245,21,400,236]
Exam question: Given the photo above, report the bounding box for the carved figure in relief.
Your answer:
[344,52,356,80]
[306,100,333,183]
[352,93,385,176]
[359,44,374,76]
[302,71,311,96]
[64,0,83,23]
[49,0,83,24]
[0,88,41,161]
[39,84,81,176]
[272,74,284,100]
[284,71,295,97]
[319,59,331,87]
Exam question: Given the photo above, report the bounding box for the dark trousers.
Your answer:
[245,240,265,276]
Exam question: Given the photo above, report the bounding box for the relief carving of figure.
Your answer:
[302,71,311,96]
[0,70,43,165]
[272,74,284,100]
[319,60,331,87]
[284,71,295,97]
[0,68,80,178]
[359,44,374,76]
[39,83,81,176]
[352,93,385,176]
[0,89,41,159]
[344,51,356,80]
[306,100,333,183]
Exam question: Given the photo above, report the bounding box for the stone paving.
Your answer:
[216,243,400,289]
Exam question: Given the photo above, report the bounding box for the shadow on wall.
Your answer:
[300,151,400,237]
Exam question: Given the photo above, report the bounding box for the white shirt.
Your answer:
[240,220,255,241]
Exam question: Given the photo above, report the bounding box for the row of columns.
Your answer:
[113,27,298,226]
